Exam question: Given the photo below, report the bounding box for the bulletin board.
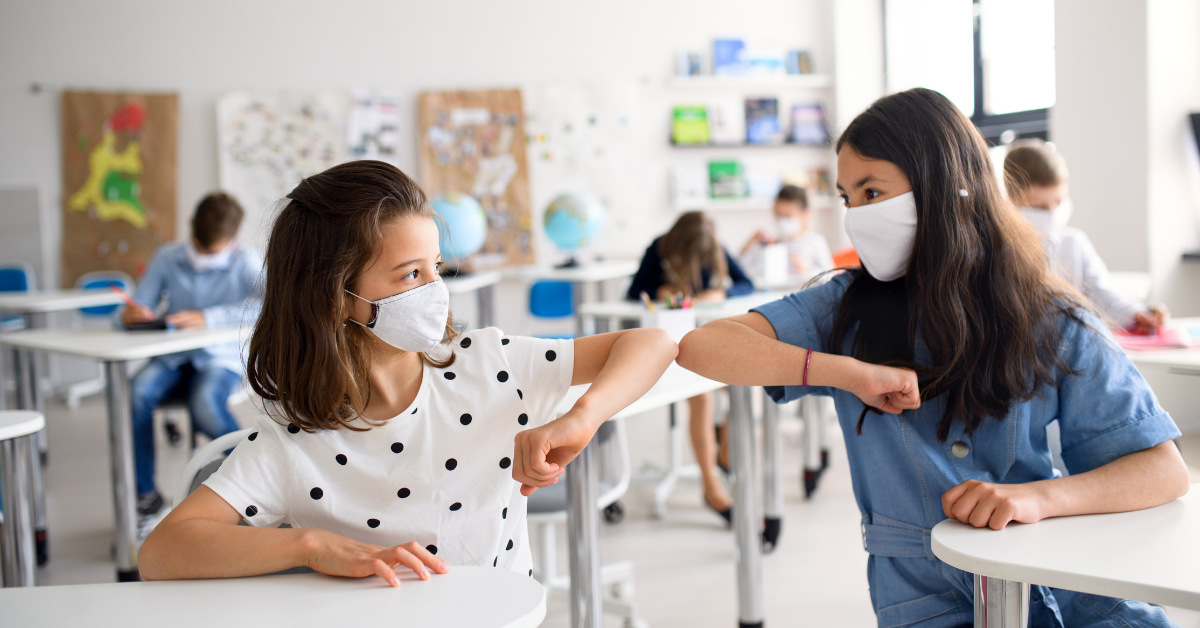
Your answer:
[61,91,178,287]
[417,89,534,268]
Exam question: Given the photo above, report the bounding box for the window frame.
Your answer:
[970,0,1051,144]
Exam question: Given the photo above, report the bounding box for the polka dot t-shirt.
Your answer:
[203,328,573,575]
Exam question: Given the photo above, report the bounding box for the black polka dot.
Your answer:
[397,488,410,499]
[335,454,347,465]
[501,338,510,345]
[426,544,438,555]
[545,350,557,361]
[497,370,509,382]
[518,413,529,426]
[445,458,457,471]
[444,372,456,380]
[449,502,462,511]
[460,413,472,426]
[248,432,258,441]
[287,424,300,434]
[460,337,472,348]
[245,505,258,517]
[506,539,514,551]
[517,389,523,400]
[391,442,404,454]
[502,507,508,519]
[367,518,380,528]
[411,407,417,414]
[494,557,498,567]
[529,569,533,577]
[499,457,511,469]
[310,487,323,500]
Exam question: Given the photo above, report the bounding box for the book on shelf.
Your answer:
[670,162,710,208]
[790,103,830,145]
[745,98,782,145]
[712,39,747,76]
[708,160,746,199]
[786,50,814,74]
[706,98,746,145]
[671,106,710,145]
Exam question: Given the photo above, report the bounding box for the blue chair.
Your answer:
[525,280,575,339]
[0,262,36,332]
[63,271,135,409]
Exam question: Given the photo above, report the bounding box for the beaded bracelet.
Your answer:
[802,347,813,386]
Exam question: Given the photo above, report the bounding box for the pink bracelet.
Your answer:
[803,347,813,386]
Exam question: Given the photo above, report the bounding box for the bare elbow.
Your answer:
[136,533,166,581]
[676,328,704,372]
[642,326,678,363]
[1158,440,1192,500]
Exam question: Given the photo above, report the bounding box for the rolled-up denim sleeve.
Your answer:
[1056,313,1181,474]
[750,273,850,403]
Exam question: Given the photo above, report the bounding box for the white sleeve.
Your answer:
[502,335,574,428]
[1073,232,1144,328]
[202,413,293,527]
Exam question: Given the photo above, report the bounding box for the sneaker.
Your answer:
[137,490,164,517]
[137,506,171,541]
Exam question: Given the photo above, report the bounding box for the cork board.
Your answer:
[417,89,533,268]
[61,91,177,287]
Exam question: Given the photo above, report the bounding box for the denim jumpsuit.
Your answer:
[754,273,1181,628]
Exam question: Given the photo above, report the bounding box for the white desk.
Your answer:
[445,271,503,329]
[0,289,125,314]
[1122,317,1200,434]
[502,260,640,336]
[0,327,249,583]
[578,290,788,329]
[0,567,546,628]
[552,365,771,627]
[932,487,1200,627]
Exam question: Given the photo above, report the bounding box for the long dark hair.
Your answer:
[247,160,458,432]
[830,88,1090,440]
[658,211,728,295]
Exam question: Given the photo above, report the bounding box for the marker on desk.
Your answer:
[639,291,656,311]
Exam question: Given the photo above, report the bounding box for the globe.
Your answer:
[543,192,606,264]
[431,193,488,263]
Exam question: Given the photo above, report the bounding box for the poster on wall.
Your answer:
[217,91,349,251]
[417,89,534,268]
[347,89,401,165]
[60,91,178,288]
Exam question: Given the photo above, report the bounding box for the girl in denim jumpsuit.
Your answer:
[678,88,1190,627]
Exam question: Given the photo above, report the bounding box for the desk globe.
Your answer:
[432,193,488,273]
[544,192,605,268]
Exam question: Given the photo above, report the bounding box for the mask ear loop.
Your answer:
[344,290,378,328]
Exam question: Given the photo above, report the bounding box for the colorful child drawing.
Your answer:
[68,102,149,228]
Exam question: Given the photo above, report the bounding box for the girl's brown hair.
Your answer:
[657,211,728,296]
[830,88,1091,440]
[1003,139,1069,197]
[247,160,457,432]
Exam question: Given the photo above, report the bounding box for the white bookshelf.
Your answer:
[667,74,833,91]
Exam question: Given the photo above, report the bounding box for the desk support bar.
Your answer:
[12,349,48,566]
[730,385,765,627]
[104,361,140,582]
[1,432,38,586]
[566,440,603,628]
[974,574,1029,628]
[760,391,783,552]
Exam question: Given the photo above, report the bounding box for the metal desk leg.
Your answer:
[104,361,139,582]
[477,284,496,329]
[566,440,603,628]
[572,281,587,337]
[729,385,764,627]
[1,432,38,586]
[761,391,782,553]
[974,574,1029,628]
[12,349,48,566]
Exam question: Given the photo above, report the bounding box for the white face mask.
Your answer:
[775,217,803,239]
[187,239,237,272]
[346,279,450,353]
[843,191,918,282]
[1019,198,1073,235]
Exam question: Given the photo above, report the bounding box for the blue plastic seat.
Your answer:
[528,281,575,339]
[75,271,134,317]
[0,263,35,332]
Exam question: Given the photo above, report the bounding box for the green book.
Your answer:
[708,160,746,198]
[672,106,710,145]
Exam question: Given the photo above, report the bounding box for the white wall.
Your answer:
[0,0,836,295]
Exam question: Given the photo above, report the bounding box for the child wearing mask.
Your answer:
[740,184,834,285]
[1005,140,1168,333]
[123,192,264,525]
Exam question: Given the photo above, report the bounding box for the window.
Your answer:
[885,0,1054,143]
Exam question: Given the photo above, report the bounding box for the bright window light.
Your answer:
[884,0,976,116]
[981,0,1056,114]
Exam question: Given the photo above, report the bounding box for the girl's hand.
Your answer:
[941,479,1047,530]
[1133,304,1170,334]
[513,411,598,496]
[846,361,920,414]
[301,528,448,587]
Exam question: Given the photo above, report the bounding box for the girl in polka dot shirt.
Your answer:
[139,161,678,586]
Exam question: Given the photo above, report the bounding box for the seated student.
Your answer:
[138,161,677,584]
[740,184,834,285]
[1005,140,1168,333]
[123,192,264,523]
[624,211,754,524]
[672,89,1188,627]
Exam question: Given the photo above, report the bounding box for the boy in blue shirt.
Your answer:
[122,192,263,521]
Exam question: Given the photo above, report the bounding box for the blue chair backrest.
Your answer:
[0,266,32,293]
[529,281,574,319]
[79,274,132,317]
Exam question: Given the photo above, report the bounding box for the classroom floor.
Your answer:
[28,393,1200,627]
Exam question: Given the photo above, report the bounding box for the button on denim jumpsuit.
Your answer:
[755,274,1181,628]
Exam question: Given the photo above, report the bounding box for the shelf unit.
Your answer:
[670,141,831,149]
[667,74,833,90]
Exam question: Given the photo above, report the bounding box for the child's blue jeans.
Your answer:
[131,358,242,496]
